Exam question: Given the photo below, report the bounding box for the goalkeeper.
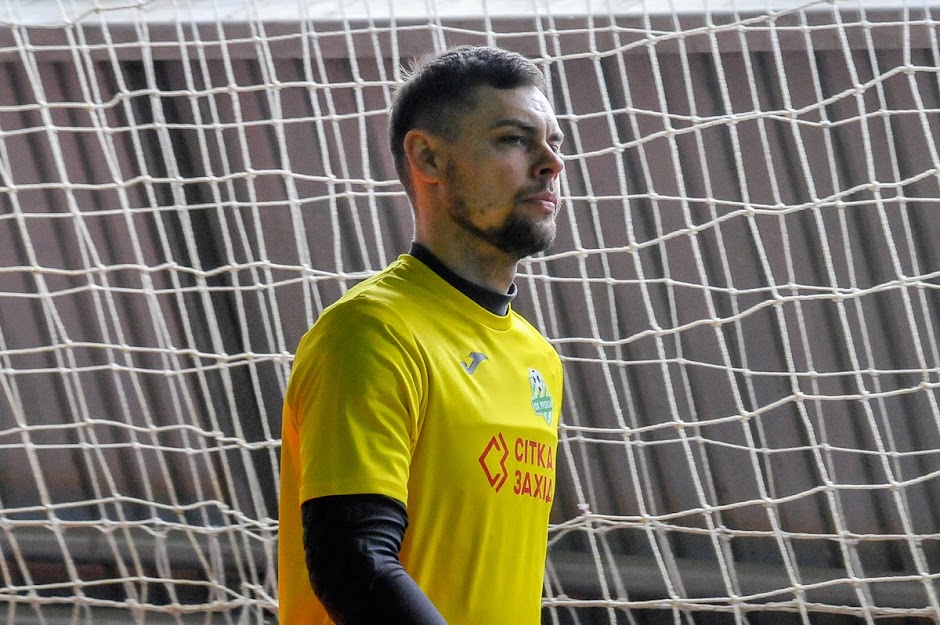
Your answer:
[278,45,565,625]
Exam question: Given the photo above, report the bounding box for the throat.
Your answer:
[408,242,516,316]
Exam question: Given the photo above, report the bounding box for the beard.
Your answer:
[458,207,556,258]
[445,168,557,259]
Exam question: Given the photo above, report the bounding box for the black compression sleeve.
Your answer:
[301,494,448,625]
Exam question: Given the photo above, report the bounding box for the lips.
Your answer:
[524,192,557,212]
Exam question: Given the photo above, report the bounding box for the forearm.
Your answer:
[302,494,447,625]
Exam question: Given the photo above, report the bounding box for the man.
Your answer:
[278,45,565,625]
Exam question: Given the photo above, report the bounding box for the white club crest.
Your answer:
[528,368,553,425]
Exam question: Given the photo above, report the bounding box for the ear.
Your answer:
[403,129,446,184]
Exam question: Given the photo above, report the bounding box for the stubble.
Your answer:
[445,164,557,259]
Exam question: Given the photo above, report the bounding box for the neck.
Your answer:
[414,232,518,294]
[408,242,515,315]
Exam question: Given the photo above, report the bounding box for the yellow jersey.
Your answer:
[278,253,562,625]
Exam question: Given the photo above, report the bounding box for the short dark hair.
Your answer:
[388,45,547,197]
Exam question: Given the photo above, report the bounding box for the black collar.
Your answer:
[409,242,516,316]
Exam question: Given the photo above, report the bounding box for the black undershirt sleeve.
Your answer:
[301,494,448,625]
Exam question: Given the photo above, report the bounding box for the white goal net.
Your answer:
[1,0,940,623]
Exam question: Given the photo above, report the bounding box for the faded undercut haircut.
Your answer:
[388,45,547,198]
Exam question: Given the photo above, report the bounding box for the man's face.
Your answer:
[439,85,564,259]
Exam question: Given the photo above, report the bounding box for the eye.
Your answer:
[500,135,528,146]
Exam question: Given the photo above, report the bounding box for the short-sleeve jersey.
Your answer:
[278,253,563,625]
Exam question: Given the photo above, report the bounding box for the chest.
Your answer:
[409,327,560,502]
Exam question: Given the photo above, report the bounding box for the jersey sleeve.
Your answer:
[286,295,425,506]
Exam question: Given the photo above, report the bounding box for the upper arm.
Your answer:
[287,297,425,505]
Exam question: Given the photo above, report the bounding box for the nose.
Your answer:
[536,143,564,180]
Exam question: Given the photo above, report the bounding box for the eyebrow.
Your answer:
[493,118,565,145]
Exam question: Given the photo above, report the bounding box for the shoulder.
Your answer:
[509,310,563,376]
[292,256,445,367]
[510,310,559,352]
[303,258,424,343]
[296,291,414,369]
[287,276,429,412]
[320,288,404,330]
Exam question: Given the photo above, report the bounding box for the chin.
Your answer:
[503,227,556,258]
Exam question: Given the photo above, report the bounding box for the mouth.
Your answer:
[523,192,558,214]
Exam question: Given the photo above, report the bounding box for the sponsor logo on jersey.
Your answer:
[461,351,488,374]
[478,433,509,491]
[479,432,555,503]
[528,368,553,425]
